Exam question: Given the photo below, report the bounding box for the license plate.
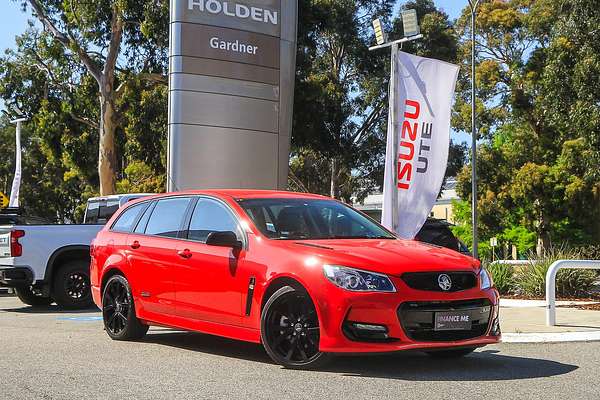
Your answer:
[434,311,472,331]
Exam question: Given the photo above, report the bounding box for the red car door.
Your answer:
[127,197,192,319]
[173,197,247,327]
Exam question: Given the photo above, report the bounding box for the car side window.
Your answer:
[111,203,146,233]
[133,201,155,234]
[98,199,120,224]
[187,198,241,243]
[144,197,191,238]
[84,201,100,224]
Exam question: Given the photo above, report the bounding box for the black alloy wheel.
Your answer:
[102,275,148,341]
[65,272,88,300]
[52,260,94,309]
[261,286,332,369]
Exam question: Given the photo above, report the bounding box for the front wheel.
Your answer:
[261,285,332,369]
[102,275,148,341]
[14,286,53,307]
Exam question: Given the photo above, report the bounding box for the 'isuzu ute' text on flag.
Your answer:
[382,51,459,239]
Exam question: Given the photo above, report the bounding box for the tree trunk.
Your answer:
[330,158,337,198]
[98,89,117,195]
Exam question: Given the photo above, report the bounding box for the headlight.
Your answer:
[323,265,396,292]
[480,267,493,290]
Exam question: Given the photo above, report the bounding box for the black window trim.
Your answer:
[179,195,248,250]
[109,200,152,233]
[140,196,195,239]
[109,194,248,249]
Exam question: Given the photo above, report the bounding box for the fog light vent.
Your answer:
[343,321,393,342]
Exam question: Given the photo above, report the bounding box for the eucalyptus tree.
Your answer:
[17,0,169,195]
[292,0,458,201]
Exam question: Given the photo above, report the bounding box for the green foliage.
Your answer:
[514,247,597,298]
[453,0,600,250]
[293,0,460,199]
[484,262,514,295]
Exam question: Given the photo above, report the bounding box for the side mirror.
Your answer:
[206,231,243,249]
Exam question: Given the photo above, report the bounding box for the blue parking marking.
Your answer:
[56,316,103,322]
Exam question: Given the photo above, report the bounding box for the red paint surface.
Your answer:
[91,190,500,353]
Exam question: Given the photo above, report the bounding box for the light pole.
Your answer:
[468,0,481,258]
[9,117,27,208]
[370,10,422,233]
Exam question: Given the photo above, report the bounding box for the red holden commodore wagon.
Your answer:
[91,190,500,369]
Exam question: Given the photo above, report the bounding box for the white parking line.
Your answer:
[502,331,600,343]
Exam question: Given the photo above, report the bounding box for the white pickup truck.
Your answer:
[0,194,150,308]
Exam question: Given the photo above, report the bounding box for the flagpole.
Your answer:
[390,42,399,233]
[369,15,422,234]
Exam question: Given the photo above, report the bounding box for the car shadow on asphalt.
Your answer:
[142,330,578,381]
[1,304,100,314]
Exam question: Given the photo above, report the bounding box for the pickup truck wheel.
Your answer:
[102,275,149,340]
[14,287,53,307]
[52,260,94,309]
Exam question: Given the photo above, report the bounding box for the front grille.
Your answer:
[401,272,477,292]
[398,299,491,342]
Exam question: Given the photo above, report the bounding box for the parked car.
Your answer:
[415,218,471,255]
[91,190,500,369]
[0,194,150,308]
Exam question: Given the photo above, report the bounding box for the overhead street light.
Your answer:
[369,11,423,233]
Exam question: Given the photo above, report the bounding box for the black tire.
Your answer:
[14,286,53,307]
[102,274,148,341]
[425,347,476,358]
[52,260,94,309]
[261,285,332,369]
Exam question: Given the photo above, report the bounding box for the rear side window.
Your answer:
[133,202,156,234]
[111,203,146,233]
[99,199,120,223]
[84,201,100,224]
[144,197,191,238]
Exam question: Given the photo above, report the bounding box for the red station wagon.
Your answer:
[90,190,501,369]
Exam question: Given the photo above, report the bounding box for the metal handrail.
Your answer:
[546,260,600,326]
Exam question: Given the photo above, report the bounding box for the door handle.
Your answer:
[177,249,192,259]
[130,240,140,249]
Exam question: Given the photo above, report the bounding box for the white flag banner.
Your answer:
[382,51,460,239]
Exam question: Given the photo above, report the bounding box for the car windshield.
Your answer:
[237,198,396,240]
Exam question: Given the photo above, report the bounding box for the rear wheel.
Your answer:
[14,286,52,307]
[102,275,148,341]
[425,347,476,358]
[261,285,332,369]
[52,260,94,309]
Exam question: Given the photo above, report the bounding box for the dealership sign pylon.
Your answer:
[167,0,298,191]
[382,51,459,239]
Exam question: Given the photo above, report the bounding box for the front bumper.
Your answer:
[0,265,34,287]
[314,281,501,353]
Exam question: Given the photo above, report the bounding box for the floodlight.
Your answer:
[401,9,420,37]
[372,18,387,45]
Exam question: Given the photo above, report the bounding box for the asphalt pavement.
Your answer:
[1,296,599,400]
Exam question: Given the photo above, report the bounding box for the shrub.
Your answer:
[485,261,514,295]
[513,246,597,298]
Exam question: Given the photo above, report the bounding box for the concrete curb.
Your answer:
[502,331,600,343]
